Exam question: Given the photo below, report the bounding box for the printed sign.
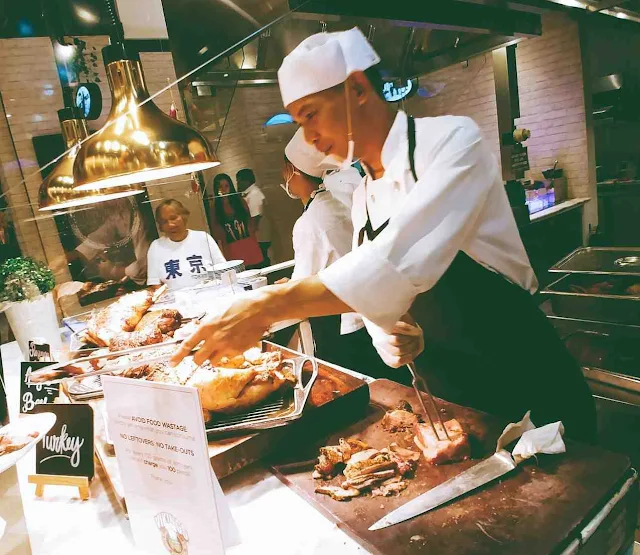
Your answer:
[27,340,52,362]
[511,146,530,173]
[20,362,59,414]
[33,403,94,479]
[102,377,239,555]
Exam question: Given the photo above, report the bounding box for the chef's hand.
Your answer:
[170,294,271,367]
[370,317,424,368]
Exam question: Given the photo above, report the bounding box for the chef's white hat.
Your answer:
[278,27,381,108]
[284,128,326,178]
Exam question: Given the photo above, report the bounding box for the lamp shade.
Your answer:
[73,44,219,191]
[38,108,144,211]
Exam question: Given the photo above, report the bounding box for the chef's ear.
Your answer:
[348,72,373,106]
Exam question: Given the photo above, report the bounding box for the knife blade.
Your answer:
[369,450,517,531]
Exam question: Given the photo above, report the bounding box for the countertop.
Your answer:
[530,197,590,223]
[0,339,368,555]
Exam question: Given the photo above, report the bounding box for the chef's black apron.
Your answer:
[305,192,412,384]
[357,116,597,443]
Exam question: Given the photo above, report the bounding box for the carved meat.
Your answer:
[387,443,420,476]
[343,449,396,480]
[0,431,38,456]
[414,419,470,465]
[86,289,154,347]
[315,485,361,501]
[109,309,183,351]
[314,438,369,478]
[341,469,397,490]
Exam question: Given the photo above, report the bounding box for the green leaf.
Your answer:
[0,257,55,302]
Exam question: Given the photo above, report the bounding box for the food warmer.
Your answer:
[543,247,640,474]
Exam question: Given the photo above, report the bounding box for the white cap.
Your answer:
[278,27,381,108]
[284,128,326,178]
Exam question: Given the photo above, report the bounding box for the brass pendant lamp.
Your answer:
[73,43,219,191]
[38,107,144,211]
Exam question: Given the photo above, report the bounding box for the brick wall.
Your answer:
[403,12,595,230]
[200,85,301,263]
[0,37,69,310]
[515,13,592,204]
[404,52,501,170]
[0,37,201,316]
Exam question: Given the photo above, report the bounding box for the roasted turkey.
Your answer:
[116,349,295,419]
[86,289,154,347]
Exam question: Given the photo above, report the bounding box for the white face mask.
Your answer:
[280,171,300,200]
[321,81,356,171]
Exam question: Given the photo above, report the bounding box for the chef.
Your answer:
[173,28,597,442]
[283,128,411,383]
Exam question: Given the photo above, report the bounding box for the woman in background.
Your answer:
[210,174,264,269]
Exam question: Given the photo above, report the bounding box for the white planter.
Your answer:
[4,292,62,361]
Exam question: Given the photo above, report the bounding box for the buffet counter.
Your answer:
[1,339,368,555]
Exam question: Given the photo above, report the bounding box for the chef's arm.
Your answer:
[318,119,495,332]
[170,119,494,366]
[171,276,350,365]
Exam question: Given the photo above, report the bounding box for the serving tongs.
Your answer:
[26,338,188,386]
[406,362,451,441]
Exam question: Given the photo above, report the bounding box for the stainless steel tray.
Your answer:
[550,247,640,276]
[205,355,318,436]
[63,346,319,435]
[543,274,640,325]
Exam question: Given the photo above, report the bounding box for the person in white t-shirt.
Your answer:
[147,199,226,290]
[236,168,272,267]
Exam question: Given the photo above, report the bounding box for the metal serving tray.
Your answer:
[204,355,318,436]
[550,247,640,276]
[62,344,319,435]
[543,274,640,325]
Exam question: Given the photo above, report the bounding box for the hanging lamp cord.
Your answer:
[105,0,125,44]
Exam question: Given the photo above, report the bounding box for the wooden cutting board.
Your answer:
[271,379,633,555]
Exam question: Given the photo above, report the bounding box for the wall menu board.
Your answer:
[20,362,59,414]
[33,404,94,480]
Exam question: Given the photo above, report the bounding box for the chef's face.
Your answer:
[288,72,371,161]
[158,205,188,241]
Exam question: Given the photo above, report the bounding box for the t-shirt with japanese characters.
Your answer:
[146,230,226,290]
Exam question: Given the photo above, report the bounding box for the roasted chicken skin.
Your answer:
[86,289,154,347]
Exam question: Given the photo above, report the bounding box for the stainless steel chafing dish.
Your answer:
[543,273,640,325]
[550,247,640,276]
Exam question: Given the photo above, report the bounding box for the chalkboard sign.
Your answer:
[20,362,59,414]
[511,146,530,173]
[33,404,94,479]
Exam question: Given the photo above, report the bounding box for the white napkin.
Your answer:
[496,411,536,452]
[512,422,566,464]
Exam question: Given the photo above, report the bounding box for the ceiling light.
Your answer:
[75,6,99,24]
[73,43,220,191]
[199,46,209,55]
[38,108,144,211]
[553,0,586,7]
[616,10,628,18]
[54,42,76,62]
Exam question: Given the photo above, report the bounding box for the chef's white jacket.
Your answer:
[291,190,364,335]
[322,166,362,210]
[319,111,538,333]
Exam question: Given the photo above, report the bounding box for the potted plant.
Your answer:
[0,257,61,360]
